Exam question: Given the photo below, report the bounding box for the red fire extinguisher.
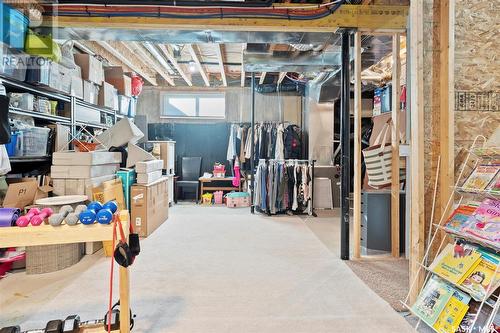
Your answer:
[131,73,144,97]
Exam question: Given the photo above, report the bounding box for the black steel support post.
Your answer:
[250,72,256,214]
[340,30,351,260]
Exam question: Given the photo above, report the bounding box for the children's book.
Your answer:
[464,198,500,244]
[430,242,481,285]
[460,248,500,301]
[412,275,455,327]
[486,171,500,195]
[444,205,480,234]
[458,300,492,333]
[462,165,499,191]
[433,289,471,333]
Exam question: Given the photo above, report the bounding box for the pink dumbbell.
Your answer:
[30,208,54,226]
[16,208,41,227]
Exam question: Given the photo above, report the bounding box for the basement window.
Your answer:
[161,93,226,119]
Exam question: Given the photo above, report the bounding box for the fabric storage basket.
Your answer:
[362,119,405,188]
[26,243,84,274]
[20,126,50,156]
[226,192,250,208]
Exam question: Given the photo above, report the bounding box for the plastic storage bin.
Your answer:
[1,4,28,49]
[25,56,51,86]
[5,132,18,157]
[0,46,29,81]
[214,191,224,205]
[226,192,250,208]
[19,126,50,156]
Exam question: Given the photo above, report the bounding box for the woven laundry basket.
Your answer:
[26,243,84,274]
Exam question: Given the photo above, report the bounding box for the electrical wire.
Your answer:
[44,1,345,21]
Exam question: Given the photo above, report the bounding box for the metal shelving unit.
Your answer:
[1,74,128,133]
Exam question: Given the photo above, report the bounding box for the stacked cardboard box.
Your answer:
[131,177,168,237]
[51,151,121,199]
[135,159,163,185]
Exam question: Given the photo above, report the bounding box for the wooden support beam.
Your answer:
[46,5,409,31]
[277,72,287,85]
[409,0,425,304]
[241,44,246,88]
[438,0,454,238]
[215,44,227,87]
[124,42,175,86]
[391,33,401,258]
[186,44,210,87]
[95,41,157,86]
[259,72,267,85]
[157,44,192,87]
[353,31,362,259]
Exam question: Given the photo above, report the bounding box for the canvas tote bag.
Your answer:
[362,119,405,188]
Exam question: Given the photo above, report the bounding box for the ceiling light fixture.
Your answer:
[189,61,197,73]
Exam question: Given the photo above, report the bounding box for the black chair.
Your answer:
[176,157,202,202]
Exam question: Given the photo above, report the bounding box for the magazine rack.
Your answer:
[402,135,500,332]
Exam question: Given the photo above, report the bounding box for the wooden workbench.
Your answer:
[0,211,131,333]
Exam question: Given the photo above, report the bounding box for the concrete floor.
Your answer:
[0,205,414,332]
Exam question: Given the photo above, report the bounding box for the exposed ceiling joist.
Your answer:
[158,44,192,87]
[124,42,175,86]
[141,42,176,86]
[215,44,227,87]
[240,44,246,88]
[95,41,157,86]
[186,44,210,87]
[278,72,287,85]
[259,72,267,85]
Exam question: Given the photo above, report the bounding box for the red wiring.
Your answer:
[45,5,329,17]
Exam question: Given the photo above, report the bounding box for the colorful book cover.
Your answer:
[462,165,499,191]
[486,171,500,195]
[430,242,481,284]
[412,275,455,327]
[444,205,480,234]
[460,249,500,301]
[433,290,471,333]
[464,198,500,244]
[458,300,492,333]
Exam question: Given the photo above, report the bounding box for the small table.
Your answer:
[199,177,243,200]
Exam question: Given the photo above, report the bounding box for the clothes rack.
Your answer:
[252,158,316,216]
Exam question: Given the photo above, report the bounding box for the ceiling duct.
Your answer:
[243,49,344,73]
[314,35,394,103]
[35,27,336,45]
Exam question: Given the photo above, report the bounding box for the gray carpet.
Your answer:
[1,205,414,332]
[346,258,409,312]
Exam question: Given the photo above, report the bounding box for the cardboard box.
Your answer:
[3,178,51,209]
[52,174,116,198]
[51,164,120,179]
[117,168,136,210]
[104,67,132,97]
[135,159,163,174]
[83,80,99,104]
[131,177,168,237]
[152,141,175,174]
[47,123,71,152]
[70,76,83,99]
[98,81,118,110]
[74,54,104,85]
[53,151,122,166]
[136,170,162,185]
[92,178,126,211]
[127,143,155,168]
[95,118,144,149]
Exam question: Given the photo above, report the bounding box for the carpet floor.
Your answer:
[345,258,409,312]
[0,205,414,332]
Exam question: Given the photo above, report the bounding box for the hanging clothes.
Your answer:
[253,159,313,215]
[275,124,285,160]
[226,124,238,161]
